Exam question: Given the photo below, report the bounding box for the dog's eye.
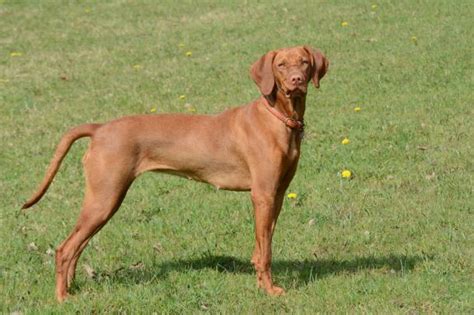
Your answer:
[277,62,286,68]
[302,60,309,65]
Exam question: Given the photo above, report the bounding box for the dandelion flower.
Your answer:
[186,51,192,57]
[411,36,418,44]
[179,95,186,100]
[341,21,349,27]
[341,138,350,145]
[150,107,157,113]
[354,106,362,112]
[10,52,23,57]
[371,4,378,10]
[341,170,352,179]
[287,192,297,199]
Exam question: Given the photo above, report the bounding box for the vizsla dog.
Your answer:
[22,46,328,301]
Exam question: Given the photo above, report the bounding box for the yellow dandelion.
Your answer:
[133,64,142,70]
[287,192,297,199]
[178,43,185,48]
[10,52,23,57]
[150,107,157,113]
[371,4,378,10]
[354,106,362,112]
[185,51,192,57]
[411,36,418,44]
[179,95,186,100]
[341,21,349,27]
[341,170,352,179]
[341,138,350,145]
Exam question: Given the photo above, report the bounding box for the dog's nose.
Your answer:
[290,74,303,85]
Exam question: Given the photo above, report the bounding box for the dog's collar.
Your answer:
[261,97,304,131]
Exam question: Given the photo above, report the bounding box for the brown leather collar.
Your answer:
[261,97,304,131]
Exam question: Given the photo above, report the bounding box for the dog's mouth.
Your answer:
[282,85,307,98]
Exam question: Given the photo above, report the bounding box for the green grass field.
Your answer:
[1,0,472,313]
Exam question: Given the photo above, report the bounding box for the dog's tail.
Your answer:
[21,123,102,209]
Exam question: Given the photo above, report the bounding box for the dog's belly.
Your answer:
[149,161,252,191]
[139,146,252,191]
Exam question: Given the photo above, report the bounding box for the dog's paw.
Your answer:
[266,285,285,296]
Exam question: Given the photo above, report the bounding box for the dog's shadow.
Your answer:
[89,253,427,290]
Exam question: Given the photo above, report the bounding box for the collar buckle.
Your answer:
[262,97,304,132]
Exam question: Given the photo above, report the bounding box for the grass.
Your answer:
[1,0,472,313]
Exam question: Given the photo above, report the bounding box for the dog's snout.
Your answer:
[290,74,303,85]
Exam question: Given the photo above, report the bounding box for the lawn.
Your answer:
[1,0,472,313]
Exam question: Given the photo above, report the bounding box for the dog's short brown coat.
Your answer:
[23,46,328,301]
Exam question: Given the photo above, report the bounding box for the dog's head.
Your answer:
[250,46,329,98]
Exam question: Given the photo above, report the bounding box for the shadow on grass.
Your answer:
[88,253,427,290]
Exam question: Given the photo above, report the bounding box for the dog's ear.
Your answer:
[304,46,329,88]
[250,50,277,96]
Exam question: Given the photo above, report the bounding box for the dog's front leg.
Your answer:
[251,191,284,269]
[250,189,285,295]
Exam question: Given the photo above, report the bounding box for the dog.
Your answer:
[22,45,328,301]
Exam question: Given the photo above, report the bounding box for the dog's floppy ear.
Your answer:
[250,50,277,96]
[304,46,329,88]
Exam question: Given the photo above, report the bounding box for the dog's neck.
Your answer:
[267,89,306,122]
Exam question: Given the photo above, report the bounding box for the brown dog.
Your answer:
[22,46,328,301]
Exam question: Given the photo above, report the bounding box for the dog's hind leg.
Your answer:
[55,149,135,302]
[66,232,97,288]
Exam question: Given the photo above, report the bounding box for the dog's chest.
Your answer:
[285,132,302,163]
